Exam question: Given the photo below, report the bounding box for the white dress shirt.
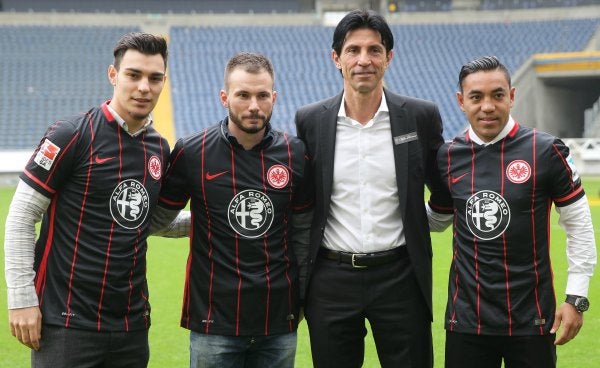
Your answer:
[322,93,405,253]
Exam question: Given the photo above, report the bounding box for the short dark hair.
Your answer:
[331,9,394,56]
[113,32,168,70]
[458,56,511,91]
[223,52,275,90]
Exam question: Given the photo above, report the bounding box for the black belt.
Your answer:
[319,246,408,268]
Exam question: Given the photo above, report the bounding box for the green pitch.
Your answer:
[1,178,599,367]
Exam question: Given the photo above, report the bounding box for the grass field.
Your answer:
[1,178,599,367]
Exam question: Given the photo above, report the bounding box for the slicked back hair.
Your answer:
[458,56,511,92]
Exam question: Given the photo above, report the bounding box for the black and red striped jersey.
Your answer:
[20,101,169,332]
[158,120,312,336]
[437,122,585,336]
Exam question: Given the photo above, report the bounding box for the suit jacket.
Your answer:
[294,89,452,319]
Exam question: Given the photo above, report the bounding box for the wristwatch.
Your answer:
[565,295,589,313]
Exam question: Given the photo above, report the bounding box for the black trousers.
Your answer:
[445,331,556,368]
[305,254,432,368]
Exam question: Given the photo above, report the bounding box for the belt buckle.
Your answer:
[351,253,367,268]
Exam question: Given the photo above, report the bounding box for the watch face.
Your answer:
[576,297,590,312]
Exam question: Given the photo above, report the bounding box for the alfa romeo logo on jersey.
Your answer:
[228,189,274,238]
[466,190,510,240]
[110,179,150,229]
[267,164,289,189]
[148,155,162,180]
[506,160,531,184]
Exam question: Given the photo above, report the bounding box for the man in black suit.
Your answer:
[294,9,453,368]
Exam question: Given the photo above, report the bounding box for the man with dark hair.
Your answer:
[154,51,312,368]
[437,55,596,367]
[5,32,170,367]
[295,9,452,368]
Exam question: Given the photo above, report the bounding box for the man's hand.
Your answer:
[551,302,583,345]
[9,306,42,350]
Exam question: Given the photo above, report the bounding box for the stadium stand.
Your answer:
[0,25,141,149]
[168,18,599,139]
[0,0,306,14]
[0,2,598,179]
[480,0,599,10]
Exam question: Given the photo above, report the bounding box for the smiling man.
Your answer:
[436,56,597,368]
[4,32,170,368]
[153,52,312,368]
[294,9,453,368]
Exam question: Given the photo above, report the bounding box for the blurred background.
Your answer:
[0,0,599,183]
[0,2,599,367]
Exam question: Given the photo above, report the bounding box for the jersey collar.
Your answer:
[219,118,274,150]
[467,116,518,146]
[101,100,153,137]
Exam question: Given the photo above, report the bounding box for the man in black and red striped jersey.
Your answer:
[154,52,312,368]
[433,56,597,368]
[4,33,172,367]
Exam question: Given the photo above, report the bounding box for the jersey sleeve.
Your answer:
[158,138,191,210]
[20,119,81,198]
[548,138,585,207]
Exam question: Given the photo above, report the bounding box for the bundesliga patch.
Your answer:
[110,179,150,229]
[148,155,162,180]
[506,160,531,184]
[33,138,61,171]
[228,189,274,238]
[466,190,511,240]
[267,164,289,189]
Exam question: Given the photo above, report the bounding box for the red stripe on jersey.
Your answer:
[500,139,512,336]
[445,140,455,190]
[230,143,243,336]
[97,222,115,331]
[508,121,519,138]
[101,101,114,120]
[142,133,148,184]
[530,130,544,335]
[555,186,583,204]
[260,148,272,335]
[552,143,577,193]
[470,141,482,334]
[96,119,125,330]
[22,169,56,195]
[65,118,95,328]
[200,129,213,333]
[282,132,294,332]
[182,213,194,330]
[124,230,141,332]
[551,141,583,204]
[546,198,556,304]
[35,198,59,300]
[450,245,459,331]
[164,146,185,181]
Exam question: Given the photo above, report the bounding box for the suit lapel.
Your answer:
[386,91,411,219]
[319,94,342,211]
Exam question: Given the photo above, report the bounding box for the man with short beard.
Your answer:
[153,52,312,368]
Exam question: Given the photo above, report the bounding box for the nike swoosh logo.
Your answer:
[94,155,115,164]
[451,172,469,184]
[205,171,228,181]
